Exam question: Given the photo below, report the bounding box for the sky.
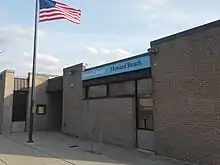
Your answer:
[0,0,220,76]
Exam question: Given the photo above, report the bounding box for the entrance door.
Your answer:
[11,91,28,133]
[136,96,154,151]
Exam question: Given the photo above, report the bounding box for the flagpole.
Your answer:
[28,0,39,143]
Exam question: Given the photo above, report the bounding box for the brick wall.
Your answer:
[151,24,220,164]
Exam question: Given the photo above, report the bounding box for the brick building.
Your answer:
[1,20,220,164]
[150,20,220,164]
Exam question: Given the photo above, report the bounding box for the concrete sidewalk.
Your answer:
[0,135,71,165]
[0,131,188,165]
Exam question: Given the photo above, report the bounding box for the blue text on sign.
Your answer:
[82,54,151,80]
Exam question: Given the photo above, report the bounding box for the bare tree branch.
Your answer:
[0,48,8,55]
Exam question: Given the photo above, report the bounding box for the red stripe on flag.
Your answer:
[39,12,80,22]
[40,11,80,21]
[56,4,81,13]
[56,6,81,15]
[40,16,80,24]
[40,8,81,15]
[39,9,81,18]
[40,16,64,22]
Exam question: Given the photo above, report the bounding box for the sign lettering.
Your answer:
[82,54,151,80]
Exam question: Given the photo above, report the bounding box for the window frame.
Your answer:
[36,104,47,115]
[137,78,153,95]
[87,84,107,98]
[136,95,154,131]
[108,81,135,97]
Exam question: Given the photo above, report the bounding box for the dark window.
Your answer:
[12,91,28,122]
[137,78,152,95]
[137,98,154,130]
[109,81,135,96]
[36,104,47,115]
[88,85,107,98]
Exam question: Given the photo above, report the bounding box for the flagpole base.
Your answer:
[27,140,34,143]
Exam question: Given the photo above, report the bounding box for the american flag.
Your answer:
[39,0,81,24]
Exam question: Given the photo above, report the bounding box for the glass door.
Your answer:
[136,78,154,151]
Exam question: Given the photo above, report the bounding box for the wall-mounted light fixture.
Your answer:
[147,47,158,55]
[69,70,76,76]
[83,64,88,71]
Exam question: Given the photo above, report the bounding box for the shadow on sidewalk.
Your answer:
[0,131,186,165]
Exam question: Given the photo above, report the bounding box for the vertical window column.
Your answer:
[136,78,154,131]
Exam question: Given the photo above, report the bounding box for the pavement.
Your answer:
[0,131,189,165]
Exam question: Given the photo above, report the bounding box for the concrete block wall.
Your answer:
[0,70,15,135]
[47,91,62,131]
[0,71,5,133]
[62,64,136,147]
[27,73,62,131]
[83,98,135,147]
[151,22,220,164]
[62,64,84,135]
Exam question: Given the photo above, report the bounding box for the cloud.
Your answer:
[85,46,99,54]
[114,48,131,55]
[0,23,146,76]
[100,49,111,54]
[0,56,15,71]
[23,52,62,74]
[83,46,133,68]
[138,0,220,32]
[0,25,45,45]
[0,25,47,76]
[130,0,172,31]
[0,26,31,44]
[141,0,169,10]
